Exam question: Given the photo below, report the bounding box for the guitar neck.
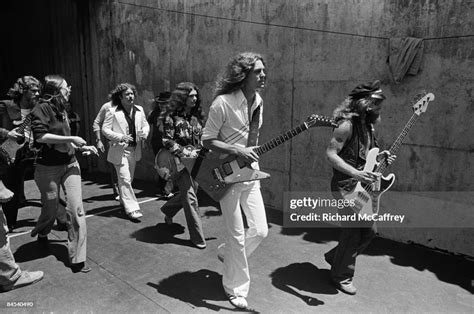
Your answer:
[253,122,308,156]
[377,113,420,173]
[15,113,34,134]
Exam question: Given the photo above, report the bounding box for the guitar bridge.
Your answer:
[212,168,225,183]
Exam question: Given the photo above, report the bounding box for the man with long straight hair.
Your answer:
[202,52,268,310]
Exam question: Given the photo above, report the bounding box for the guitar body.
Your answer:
[191,154,271,201]
[154,148,271,201]
[0,137,25,166]
[154,145,199,181]
[342,148,395,215]
[0,114,33,167]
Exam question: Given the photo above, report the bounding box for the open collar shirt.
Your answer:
[202,89,263,148]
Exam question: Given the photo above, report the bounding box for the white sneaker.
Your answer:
[128,210,143,220]
[226,293,248,309]
[1,271,44,291]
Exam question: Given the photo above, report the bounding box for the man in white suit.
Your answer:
[102,83,149,221]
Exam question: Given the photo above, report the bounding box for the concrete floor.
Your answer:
[0,172,472,313]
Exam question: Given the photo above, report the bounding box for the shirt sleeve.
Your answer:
[92,103,108,133]
[31,103,53,140]
[202,97,225,141]
[162,115,184,156]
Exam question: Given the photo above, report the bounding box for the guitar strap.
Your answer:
[190,148,208,179]
[247,105,261,147]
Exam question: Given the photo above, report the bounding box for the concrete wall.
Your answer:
[86,0,474,256]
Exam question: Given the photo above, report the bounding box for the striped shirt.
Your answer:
[202,89,263,147]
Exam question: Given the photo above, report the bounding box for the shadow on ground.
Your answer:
[267,206,474,294]
[13,239,70,267]
[148,269,257,312]
[270,262,338,306]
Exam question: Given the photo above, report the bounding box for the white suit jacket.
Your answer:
[102,105,150,165]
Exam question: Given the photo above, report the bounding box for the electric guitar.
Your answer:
[342,92,435,215]
[0,113,34,166]
[184,114,336,201]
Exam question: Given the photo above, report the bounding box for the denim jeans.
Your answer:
[161,169,205,246]
[0,206,21,287]
[32,161,87,264]
[218,181,268,298]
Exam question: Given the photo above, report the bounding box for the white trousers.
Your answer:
[218,181,268,298]
[114,147,140,214]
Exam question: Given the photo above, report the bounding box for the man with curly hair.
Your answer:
[0,76,41,231]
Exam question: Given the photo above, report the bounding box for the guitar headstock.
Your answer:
[412,92,435,116]
[305,114,338,128]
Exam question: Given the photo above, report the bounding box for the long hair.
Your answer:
[7,75,41,102]
[169,82,204,122]
[108,83,137,107]
[40,75,68,110]
[213,52,265,98]
[333,96,381,127]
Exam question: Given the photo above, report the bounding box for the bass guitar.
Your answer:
[343,92,435,215]
[188,114,336,201]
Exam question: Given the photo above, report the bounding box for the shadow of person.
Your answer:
[363,237,474,294]
[13,239,70,268]
[130,223,197,248]
[148,269,253,312]
[270,262,338,306]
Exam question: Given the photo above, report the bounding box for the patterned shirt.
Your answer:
[162,112,203,156]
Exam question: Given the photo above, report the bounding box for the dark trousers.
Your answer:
[325,188,377,281]
[325,221,377,281]
[161,169,205,246]
[3,158,34,228]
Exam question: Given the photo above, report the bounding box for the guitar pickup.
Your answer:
[222,162,233,176]
[212,168,225,183]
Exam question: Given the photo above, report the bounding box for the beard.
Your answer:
[365,109,381,124]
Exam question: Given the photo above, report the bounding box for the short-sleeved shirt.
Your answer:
[202,89,263,148]
[31,101,76,166]
[202,89,263,172]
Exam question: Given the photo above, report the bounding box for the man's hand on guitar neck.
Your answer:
[377,150,397,165]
